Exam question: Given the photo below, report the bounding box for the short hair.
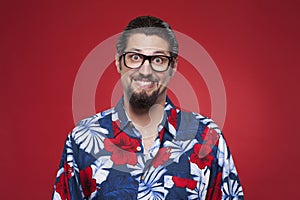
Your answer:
[116,16,178,58]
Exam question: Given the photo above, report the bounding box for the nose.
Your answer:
[138,59,153,76]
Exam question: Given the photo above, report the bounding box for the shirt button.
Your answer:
[136,146,142,151]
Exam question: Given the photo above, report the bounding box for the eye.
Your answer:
[130,54,142,61]
[153,56,164,64]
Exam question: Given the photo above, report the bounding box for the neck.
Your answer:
[123,94,165,134]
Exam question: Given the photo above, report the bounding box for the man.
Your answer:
[52,16,244,200]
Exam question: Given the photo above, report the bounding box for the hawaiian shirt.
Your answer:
[52,97,244,200]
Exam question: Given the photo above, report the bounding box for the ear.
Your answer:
[115,54,122,73]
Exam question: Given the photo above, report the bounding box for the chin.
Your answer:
[129,90,159,110]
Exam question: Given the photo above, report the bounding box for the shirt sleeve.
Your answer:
[218,134,244,199]
[205,127,244,200]
[52,134,84,200]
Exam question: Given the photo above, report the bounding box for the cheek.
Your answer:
[159,75,172,87]
[120,73,129,85]
[120,70,134,85]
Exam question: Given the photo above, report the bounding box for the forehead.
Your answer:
[125,33,169,53]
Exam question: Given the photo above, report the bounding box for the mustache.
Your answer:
[131,75,158,82]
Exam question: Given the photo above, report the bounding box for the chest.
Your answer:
[88,139,212,200]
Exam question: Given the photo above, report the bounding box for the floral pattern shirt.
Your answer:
[52,97,244,200]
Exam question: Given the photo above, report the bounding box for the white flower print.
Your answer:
[72,113,110,155]
[92,156,113,185]
[189,162,211,200]
[165,139,198,163]
[138,166,167,200]
[222,173,244,200]
[127,155,146,177]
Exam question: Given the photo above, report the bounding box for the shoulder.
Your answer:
[62,107,118,163]
[69,107,116,143]
[175,110,222,142]
[76,107,115,126]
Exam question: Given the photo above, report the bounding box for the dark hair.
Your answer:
[116,16,178,58]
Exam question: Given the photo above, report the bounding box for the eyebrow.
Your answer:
[126,48,141,52]
[126,48,169,55]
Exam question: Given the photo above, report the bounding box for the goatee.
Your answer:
[129,90,159,110]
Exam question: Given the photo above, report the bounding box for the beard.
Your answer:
[129,88,161,110]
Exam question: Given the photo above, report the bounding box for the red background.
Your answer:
[1,0,299,199]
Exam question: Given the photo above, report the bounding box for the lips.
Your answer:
[132,79,157,90]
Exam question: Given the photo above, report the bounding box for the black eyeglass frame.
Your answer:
[119,52,175,72]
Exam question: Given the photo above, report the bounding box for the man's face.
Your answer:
[116,33,177,109]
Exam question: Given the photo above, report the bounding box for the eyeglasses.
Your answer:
[120,52,174,72]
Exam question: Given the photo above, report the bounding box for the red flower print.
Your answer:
[152,147,171,168]
[158,128,165,142]
[206,172,222,200]
[168,108,177,129]
[64,163,73,178]
[79,166,97,198]
[56,174,71,200]
[172,176,197,190]
[202,127,219,146]
[55,164,73,200]
[190,144,214,169]
[104,132,140,165]
[111,121,121,136]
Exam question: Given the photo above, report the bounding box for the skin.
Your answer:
[115,33,177,152]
